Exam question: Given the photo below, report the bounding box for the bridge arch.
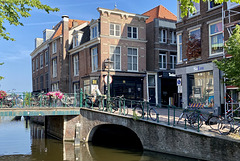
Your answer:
[87,124,143,150]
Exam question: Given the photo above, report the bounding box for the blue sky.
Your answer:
[0,0,177,92]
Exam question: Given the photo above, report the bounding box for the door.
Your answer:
[149,88,156,106]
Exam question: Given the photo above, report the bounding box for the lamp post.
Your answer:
[104,58,113,109]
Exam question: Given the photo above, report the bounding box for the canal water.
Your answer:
[0,117,201,161]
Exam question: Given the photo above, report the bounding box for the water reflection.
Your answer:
[0,117,200,161]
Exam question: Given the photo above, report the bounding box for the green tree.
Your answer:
[214,25,240,87]
[0,0,59,41]
[179,0,240,18]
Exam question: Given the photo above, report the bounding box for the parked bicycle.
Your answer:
[83,94,105,110]
[132,101,159,121]
[109,95,128,115]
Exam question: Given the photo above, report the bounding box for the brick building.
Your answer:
[31,7,149,101]
[68,7,148,100]
[143,5,178,106]
[175,1,240,113]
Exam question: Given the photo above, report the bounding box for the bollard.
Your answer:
[168,105,170,125]
[80,89,83,108]
[173,106,176,126]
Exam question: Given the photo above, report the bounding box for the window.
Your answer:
[209,1,221,9]
[170,54,177,69]
[198,79,203,86]
[52,41,57,54]
[40,54,43,69]
[159,29,167,43]
[91,47,98,72]
[40,75,43,89]
[178,2,182,21]
[127,26,138,39]
[51,83,58,92]
[33,79,35,91]
[36,77,39,91]
[73,35,78,48]
[52,59,57,78]
[127,48,138,71]
[73,55,79,76]
[189,2,200,17]
[110,24,121,37]
[177,34,182,63]
[45,73,48,90]
[110,46,121,70]
[209,21,223,55]
[45,51,49,66]
[170,31,176,44]
[188,28,201,58]
[73,82,80,93]
[32,60,35,72]
[91,26,98,39]
[148,75,155,86]
[36,58,39,71]
[159,52,167,69]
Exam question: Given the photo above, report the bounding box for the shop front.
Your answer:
[176,62,223,114]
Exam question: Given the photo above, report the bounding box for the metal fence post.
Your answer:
[173,106,176,126]
[168,105,170,125]
[80,88,83,108]
[147,102,149,120]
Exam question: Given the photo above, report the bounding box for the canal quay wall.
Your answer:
[78,109,240,161]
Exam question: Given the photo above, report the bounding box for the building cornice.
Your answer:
[69,38,100,54]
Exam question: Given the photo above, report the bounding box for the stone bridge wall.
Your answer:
[78,108,240,161]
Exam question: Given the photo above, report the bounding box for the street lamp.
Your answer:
[104,58,113,109]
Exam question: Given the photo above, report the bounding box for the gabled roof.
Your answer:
[52,19,89,39]
[143,5,177,23]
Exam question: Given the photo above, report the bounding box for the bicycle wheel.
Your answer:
[133,106,143,118]
[208,116,220,131]
[149,108,157,121]
[218,119,231,135]
[189,113,203,129]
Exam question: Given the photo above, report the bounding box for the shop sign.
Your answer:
[169,73,176,77]
[194,66,204,71]
[92,79,98,85]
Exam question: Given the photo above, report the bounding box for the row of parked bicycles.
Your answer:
[176,106,240,135]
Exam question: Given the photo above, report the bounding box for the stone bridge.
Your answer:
[72,108,240,161]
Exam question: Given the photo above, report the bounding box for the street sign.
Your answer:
[178,86,182,93]
[177,78,182,86]
[104,75,113,84]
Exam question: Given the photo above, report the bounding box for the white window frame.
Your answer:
[52,58,57,78]
[209,21,223,56]
[127,26,138,39]
[51,83,59,92]
[127,47,138,72]
[159,29,167,43]
[73,35,79,48]
[45,51,49,66]
[110,23,121,37]
[189,1,200,17]
[52,41,57,54]
[73,82,80,93]
[170,54,177,70]
[110,46,121,71]
[91,25,98,40]
[91,47,98,72]
[40,54,43,69]
[36,57,39,71]
[170,31,176,44]
[159,52,167,69]
[177,33,183,63]
[73,55,79,76]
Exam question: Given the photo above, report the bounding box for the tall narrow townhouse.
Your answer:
[31,16,88,93]
[143,5,178,106]
[69,7,149,100]
[175,1,240,113]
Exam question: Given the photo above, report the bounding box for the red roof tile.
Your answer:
[143,5,177,23]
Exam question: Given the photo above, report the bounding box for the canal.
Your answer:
[0,117,201,161]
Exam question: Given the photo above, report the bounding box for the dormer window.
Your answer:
[73,35,78,48]
[91,25,98,39]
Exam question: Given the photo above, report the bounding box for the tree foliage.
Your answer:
[178,0,240,18]
[0,0,59,41]
[214,25,240,87]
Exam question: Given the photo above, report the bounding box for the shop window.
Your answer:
[188,71,214,108]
